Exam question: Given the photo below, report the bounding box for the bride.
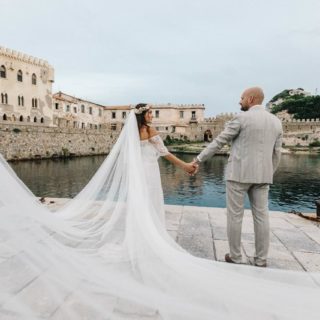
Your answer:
[0,104,319,320]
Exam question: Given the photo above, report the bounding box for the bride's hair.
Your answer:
[135,103,150,130]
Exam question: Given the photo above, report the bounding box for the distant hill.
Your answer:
[269,89,320,120]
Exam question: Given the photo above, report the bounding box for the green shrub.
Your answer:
[309,140,320,147]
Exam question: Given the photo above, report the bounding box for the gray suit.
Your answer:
[197,105,283,265]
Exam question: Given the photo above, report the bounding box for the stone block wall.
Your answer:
[0,123,120,161]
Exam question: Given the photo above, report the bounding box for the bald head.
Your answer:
[239,87,264,111]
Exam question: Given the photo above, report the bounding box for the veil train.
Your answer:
[0,111,319,319]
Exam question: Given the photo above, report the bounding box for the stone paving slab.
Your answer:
[164,204,320,272]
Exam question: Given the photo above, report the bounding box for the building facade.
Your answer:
[0,46,54,125]
[53,92,105,130]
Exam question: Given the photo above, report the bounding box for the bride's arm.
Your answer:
[148,128,196,174]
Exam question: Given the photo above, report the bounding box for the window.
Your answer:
[27,116,30,122]
[32,73,37,85]
[66,105,70,112]
[17,70,23,82]
[32,98,38,108]
[73,121,77,128]
[0,65,6,78]
[1,93,8,104]
[165,127,169,131]
[55,103,59,110]
[89,107,93,115]
[191,111,196,119]
[180,111,184,118]
[89,123,93,129]
[155,110,159,118]
[81,105,85,113]
[34,117,37,123]
[99,109,102,117]
[73,107,77,113]
[111,123,117,131]
[19,115,23,122]
[3,114,7,121]
[122,111,126,119]
[95,125,98,129]
[40,117,44,124]
[81,122,85,129]
[18,96,24,106]
[112,112,116,119]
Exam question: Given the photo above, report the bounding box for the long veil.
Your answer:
[0,111,319,320]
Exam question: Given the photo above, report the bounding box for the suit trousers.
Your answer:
[226,180,270,265]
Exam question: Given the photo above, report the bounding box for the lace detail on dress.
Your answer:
[149,135,170,156]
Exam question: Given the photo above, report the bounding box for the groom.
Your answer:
[192,87,283,267]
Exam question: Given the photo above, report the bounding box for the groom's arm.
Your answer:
[272,129,283,173]
[196,116,241,163]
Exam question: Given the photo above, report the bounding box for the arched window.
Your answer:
[27,116,30,122]
[12,115,16,122]
[40,117,44,123]
[17,70,23,82]
[18,96,21,106]
[19,115,23,122]
[32,98,38,108]
[1,93,4,104]
[34,117,37,123]
[0,65,6,78]
[5,93,8,104]
[81,105,85,113]
[32,73,37,85]
[21,96,24,106]
[3,114,7,121]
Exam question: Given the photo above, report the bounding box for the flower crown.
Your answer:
[134,105,150,114]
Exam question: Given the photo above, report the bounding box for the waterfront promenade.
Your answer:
[47,198,320,271]
[0,199,319,319]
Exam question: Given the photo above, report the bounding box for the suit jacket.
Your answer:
[197,105,283,184]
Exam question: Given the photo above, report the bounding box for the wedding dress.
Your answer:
[0,111,319,320]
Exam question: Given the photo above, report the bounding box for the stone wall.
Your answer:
[0,123,119,161]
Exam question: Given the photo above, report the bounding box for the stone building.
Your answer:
[150,103,205,135]
[53,92,105,130]
[0,46,54,125]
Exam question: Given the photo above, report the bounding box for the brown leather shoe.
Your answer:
[249,257,267,267]
[225,253,236,264]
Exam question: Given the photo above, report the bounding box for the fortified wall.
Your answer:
[0,123,120,161]
[281,118,320,146]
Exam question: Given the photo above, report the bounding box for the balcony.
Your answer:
[189,116,198,124]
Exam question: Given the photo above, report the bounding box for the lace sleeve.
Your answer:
[149,135,170,156]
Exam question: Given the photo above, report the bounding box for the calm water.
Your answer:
[9,153,320,213]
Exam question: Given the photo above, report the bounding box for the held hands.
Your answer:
[183,161,199,176]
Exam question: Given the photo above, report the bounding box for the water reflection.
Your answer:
[9,153,320,212]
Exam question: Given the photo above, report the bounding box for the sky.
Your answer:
[1,0,320,116]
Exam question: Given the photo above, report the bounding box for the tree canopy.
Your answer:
[269,91,320,120]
